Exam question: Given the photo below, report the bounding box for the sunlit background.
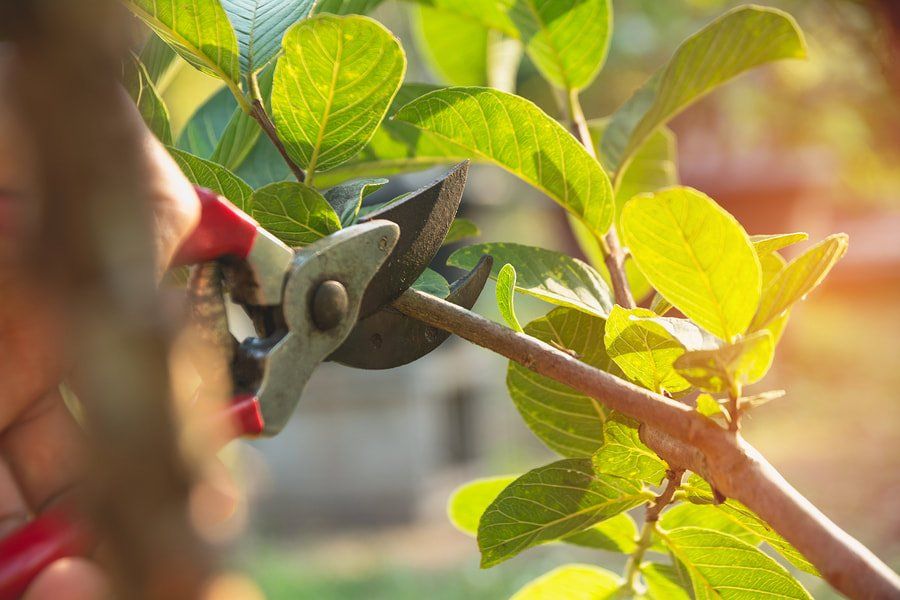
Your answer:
[159,0,900,597]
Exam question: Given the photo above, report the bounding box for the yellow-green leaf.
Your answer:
[601,6,806,175]
[477,458,651,567]
[674,330,775,394]
[124,55,172,145]
[395,87,615,236]
[449,243,613,318]
[510,564,621,600]
[496,264,524,332]
[413,5,489,86]
[250,182,341,246]
[751,232,808,255]
[314,0,385,15]
[592,413,668,485]
[272,15,406,174]
[750,234,849,331]
[128,0,242,89]
[695,393,726,419]
[507,308,621,457]
[621,187,761,341]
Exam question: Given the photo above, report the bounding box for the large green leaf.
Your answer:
[314,83,470,187]
[660,503,758,545]
[448,476,638,553]
[674,330,774,394]
[448,243,613,318]
[177,87,237,159]
[404,0,518,35]
[642,563,691,600]
[496,264,524,332]
[601,6,806,175]
[510,564,621,600]
[603,306,707,394]
[592,413,668,485]
[661,527,812,599]
[506,0,611,91]
[681,476,818,576]
[395,87,615,236]
[750,234,848,332]
[128,0,242,91]
[322,177,387,226]
[477,459,651,567]
[506,308,621,457]
[414,5,489,86]
[168,148,253,211]
[221,0,316,75]
[314,0,385,15]
[139,33,177,86]
[124,55,173,145]
[621,187,760,341]
[272,15,406,175]
[250,182,342,246]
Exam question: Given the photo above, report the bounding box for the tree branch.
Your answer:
[393,288,900,600]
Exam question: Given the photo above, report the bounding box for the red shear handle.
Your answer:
[0,395,263,599]
[171,187,260,267]
[0,509,93,600]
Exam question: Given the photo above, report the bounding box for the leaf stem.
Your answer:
[622,471,683,593]
[245,73,306,183]
[727,381,742,432]
[565,90,636,309]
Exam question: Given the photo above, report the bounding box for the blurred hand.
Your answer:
[0,48,201,599]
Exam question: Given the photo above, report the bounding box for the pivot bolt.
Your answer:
[312,280,348,331]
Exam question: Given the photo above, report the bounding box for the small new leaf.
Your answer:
[496,264,524,332]
[750,234,849,331]
[250,182,342,246]
[601,6,806,175]
[323,178,388,226]
[395,87,615,236]
[751,232,808,255]
[674,330,775,394]
[449,243,613,318]
[272,15,406,174]
[477,458,651,567]
[621,187,761,341]
[695,393,726,420]
[510,564,621,600]
[411,269,451,298]
[592,413,668,485]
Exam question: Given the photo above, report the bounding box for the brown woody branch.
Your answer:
[393,288,900,600]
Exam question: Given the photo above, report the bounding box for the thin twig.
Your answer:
[565,90,636,309]
[393,288,900,600]
[249,100,306,183]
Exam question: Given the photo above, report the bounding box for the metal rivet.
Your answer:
[378,236,390,252]
[312,280,348,331]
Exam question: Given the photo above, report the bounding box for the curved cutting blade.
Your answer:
[330,256,493,369]
[356,161,469,318]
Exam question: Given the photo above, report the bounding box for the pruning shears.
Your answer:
[0,161,491,599]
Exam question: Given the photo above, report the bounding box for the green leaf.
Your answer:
[447,476,638,553]
[592,413,667,485]
[414,5,489,86]
[404,0,518,35]
[250,182,342,246]
[510,564,621,600]
[322,178,387,226]
[642,563,691,600]
[601,6,806,175]
[222,0,316,75]
[496,264,524,332]
[603,306,706,394]
[660,503,758,545]
[506,308,621,457]
[448,476,516,536]
[477,458,651,567]
[680,474,817,575]
[272,15,406,174]
[139,33,177,86]
[507,0,611,91]
[128,0,242,90]
[695,393,726,419]
[661,527,812,599]
[443,218,480,245]
[751,232,808,256]
[124,55,173,145]
[235,134,294,188]
[168,148,253,211]
[313,83,470,187]
[750,234,849,332]
[411,268,451,298]
[314,0,385,15]
[178,87,240,159]
[448,243,613,318]
[395,87,615,236]
[621,187,761,341]
[674,331,774,394]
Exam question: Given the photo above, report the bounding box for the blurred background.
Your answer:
[159,0,900,597]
